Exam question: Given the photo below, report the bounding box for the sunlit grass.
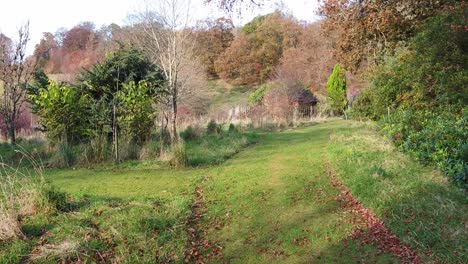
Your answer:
[1,120,465,263]
[328,121,467,263]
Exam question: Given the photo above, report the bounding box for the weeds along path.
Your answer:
[199,121,398,263]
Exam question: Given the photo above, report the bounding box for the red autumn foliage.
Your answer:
[194,18,235,79]
[33,22,106,79]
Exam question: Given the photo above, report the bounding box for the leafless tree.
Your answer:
[132,0,197,144]
[0,23,35,145]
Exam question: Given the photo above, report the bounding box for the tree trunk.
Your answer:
[8,123,16,145]
[171,99,178,144]
[160,113,165,157]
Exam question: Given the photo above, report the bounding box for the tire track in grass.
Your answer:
[184,176,223,264]
[324,161,421,263]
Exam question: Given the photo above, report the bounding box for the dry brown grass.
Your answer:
[30,239,79,261]
[0,150,45,241]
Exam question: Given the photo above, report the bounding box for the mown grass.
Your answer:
[1,120,466,263]
[327,121,468,263]
[198,121,396,263]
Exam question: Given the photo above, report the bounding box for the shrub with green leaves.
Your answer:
[349,89,378,121]
[117,81,155,145]
[30,81,90,144]
[248,84,268,104]
[351,11,467,187]
[180,126,199,141]
[382,109,467,187]
[326,64,347,115]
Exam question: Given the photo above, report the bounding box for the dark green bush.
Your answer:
[228,123,238,133]
[382,109,467,187]
[207,120,222,134]
[180,126,199,141]
[353,11,468,187]
[349,89,378,121]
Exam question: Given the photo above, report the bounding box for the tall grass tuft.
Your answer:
[0,151,46,241]
[78,135,110,164]
[168,142,188,168]
[49,143,76,168]
[139,140,161,160]
[119,139,141,160]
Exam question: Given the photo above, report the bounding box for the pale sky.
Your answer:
[0,0,320,54]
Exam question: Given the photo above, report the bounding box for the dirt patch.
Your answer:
[325,162,421,263]
[184,177,223,264]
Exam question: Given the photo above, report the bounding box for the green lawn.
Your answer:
[1,120,466,263]
[207,81,254,109]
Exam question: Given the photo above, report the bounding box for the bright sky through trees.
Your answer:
[0,0,319,54]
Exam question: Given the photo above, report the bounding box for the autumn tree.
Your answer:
[34,22,106,78]
[215,11,302,85]
[62,22,96,52]
[275,22,335,92]
[319,0,461,70]
[33,32,57,67]
[0,23,35,145]
[194,17,234,78]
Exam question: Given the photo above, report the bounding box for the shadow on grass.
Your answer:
[22,222,54,238]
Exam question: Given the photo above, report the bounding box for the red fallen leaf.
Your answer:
[324,161,421,264]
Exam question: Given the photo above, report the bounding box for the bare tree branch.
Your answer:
[0,22,36,145]
[131,0,198,144]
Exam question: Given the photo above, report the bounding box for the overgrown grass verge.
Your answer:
[0,156,46,242]
[0,192,192,263]
[0,139,49,167]
[184,131,258,167]
[327,121,467,263]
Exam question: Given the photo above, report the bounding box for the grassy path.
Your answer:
[31,120,466,263]
[198,121,396,263]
